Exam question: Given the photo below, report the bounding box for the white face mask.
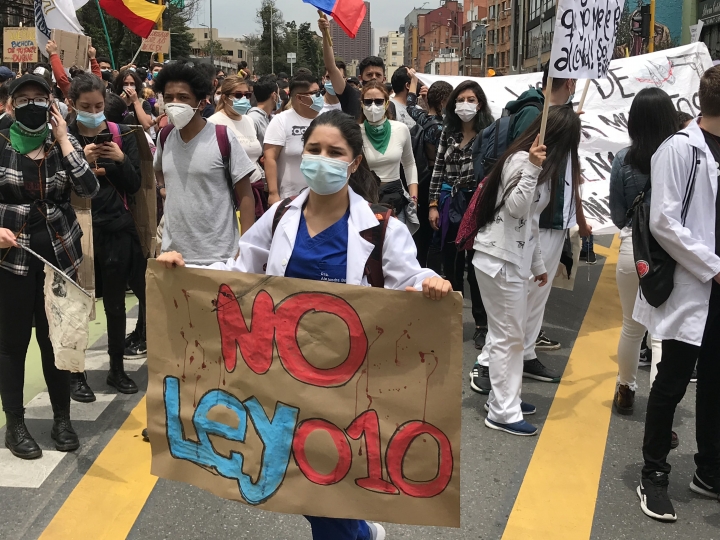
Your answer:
[165,103,199,130]
[455,102,478,123]
[123,85,135,94]
[363,103,385,123]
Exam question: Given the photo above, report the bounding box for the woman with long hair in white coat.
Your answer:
[157,110,452,540]
[469,106,581,437]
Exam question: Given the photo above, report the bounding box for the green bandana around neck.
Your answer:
[9,122,48,155]
[364,119,391,155]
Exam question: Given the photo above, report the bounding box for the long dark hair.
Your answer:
[302,110,379,203]
[624,88,678,175]
[476,105,582,229]
[444,80,494,134]
[112,69,143,97]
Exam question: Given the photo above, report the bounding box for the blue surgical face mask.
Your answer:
[300,154,350,195]
[324,81,336,96]
[232,97,251,115]
[76,110,106,128]
[310,93,325,113]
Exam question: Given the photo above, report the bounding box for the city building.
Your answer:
[689,0,720,59]
[189,27,251,73]
[330,1,372,62]
[425,49,460,75]
[415,1,463,73]
[404,7,433,67]
[470,18,488,76]
[461,0,488,76]
[486,0,513,74]
[1,0,33,27]
[379,30,405,79]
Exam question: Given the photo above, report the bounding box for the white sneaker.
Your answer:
[368,522,386,540]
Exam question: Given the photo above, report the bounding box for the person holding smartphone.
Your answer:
[67,73,145,403]
[0,74,99,460]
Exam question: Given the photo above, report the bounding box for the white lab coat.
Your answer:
[210,187,438,290]
[633,120,720,346]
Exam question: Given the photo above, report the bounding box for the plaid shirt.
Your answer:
[429,129,478,204]
[0,133,99,276]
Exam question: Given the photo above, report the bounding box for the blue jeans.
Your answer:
[305,517,370,540]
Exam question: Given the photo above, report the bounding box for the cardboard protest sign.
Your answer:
[548,0,623,79]
[417,42,714,233]
[146,261,463,527]
[50,29,89,68]
[141,30,170,54]
[3,27,37,63]
[128,128,157,257]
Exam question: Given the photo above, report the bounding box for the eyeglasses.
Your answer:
[296,91,322,98]
[362,98,386,107]
[227,91,253,99]
[14,97,49,108]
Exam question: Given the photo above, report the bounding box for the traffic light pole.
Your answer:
[648,0,656,52]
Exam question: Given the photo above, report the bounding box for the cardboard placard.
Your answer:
[3,27,37,63]
[127,128,157,258]
[50,29,89,69]
[70,193,96,321]
[141,30,170,54]
[146,262,463,527]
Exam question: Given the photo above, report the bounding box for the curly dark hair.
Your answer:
[427,81,453,114]
[152,61,212,101]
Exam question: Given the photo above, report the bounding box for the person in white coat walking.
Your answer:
[469,106,582,436]
[157,110,452,540]
[633,67,720,522]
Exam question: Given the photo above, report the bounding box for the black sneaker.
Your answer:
[638,348,652,367]
[469,364,491,394]
[637,474,677,522]
[670,431,680,450]
[579,249,588,261]
[523,358,561,382]
[472,327,487,350]
[124,338,147,360]
[535,330,561,351]
[587,249,597,265]
[689,471,720,499]
[690,367,697,383]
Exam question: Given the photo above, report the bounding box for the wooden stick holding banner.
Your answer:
[317,10,333,47]
[576,79,591,113]
[539,76,552,145]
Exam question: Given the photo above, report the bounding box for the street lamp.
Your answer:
[199,21,215,66]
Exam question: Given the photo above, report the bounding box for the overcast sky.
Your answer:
[191,0,440,55]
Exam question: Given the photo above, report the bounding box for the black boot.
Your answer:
[70,372,96,403]
[107,358,138,394]
[51,410,79,452]
[4,411,42,460]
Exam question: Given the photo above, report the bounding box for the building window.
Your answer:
[489,5,495,18]
[204,32,208,38]
[501,51,506,66]
[501,27,505,43]
[487,54,494,67]
[238,50,243,58]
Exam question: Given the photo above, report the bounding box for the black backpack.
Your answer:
[471,102,543,182]
[271,197,392,288]
[408,118,441,188]
[629,134,698,308]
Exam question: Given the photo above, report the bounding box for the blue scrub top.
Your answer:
[285,210,350,283]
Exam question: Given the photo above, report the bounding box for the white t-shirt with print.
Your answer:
[208,111,262,182]
[391,98,416,129]
[263,109,314,198]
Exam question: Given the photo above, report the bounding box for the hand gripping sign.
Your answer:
[145,261,463,527]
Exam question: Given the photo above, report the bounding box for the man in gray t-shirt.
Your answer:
[154,122,255,265]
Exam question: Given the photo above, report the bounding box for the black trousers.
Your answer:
[0,228,70,416]
[441,239,487,327]
[642,283,720,479]
[95,230,146,365]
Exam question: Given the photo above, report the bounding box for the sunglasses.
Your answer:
[296,91,323,98]
[362,98,386,107]
[227,91,253,99]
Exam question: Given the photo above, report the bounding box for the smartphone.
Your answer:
[95,133,114,144]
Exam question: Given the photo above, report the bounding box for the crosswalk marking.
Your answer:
[24,392,117,422]
[84,351,147,372]
[0,449,66,489]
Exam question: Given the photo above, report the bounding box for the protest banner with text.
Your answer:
[3,27,37,63]
[417,42,713,233]
[145,261,464,527]
[141,30,170,55]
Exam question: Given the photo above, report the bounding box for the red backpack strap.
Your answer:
[158,124,175,150]
[271,197,296,237]
[361,203,391,288]
[215,124,231,161]
[107,121,122,149]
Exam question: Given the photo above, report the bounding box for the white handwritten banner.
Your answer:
[417,42,713,233]
[549,0,623,79]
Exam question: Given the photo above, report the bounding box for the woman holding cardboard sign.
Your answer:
[157,110,452,540]
[468,106,581,437]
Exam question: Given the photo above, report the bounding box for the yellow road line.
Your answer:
[39,398,155,540]
[502,235,622,540]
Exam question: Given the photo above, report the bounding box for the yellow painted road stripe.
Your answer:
[502,235,622,540]
[39,397,155,540]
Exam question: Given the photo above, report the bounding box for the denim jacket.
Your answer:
[609,147,651,230]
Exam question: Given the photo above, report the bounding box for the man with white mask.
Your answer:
[153,61,257,265]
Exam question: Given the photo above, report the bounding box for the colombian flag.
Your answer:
[303,0,366,39]
[99,0,165,39]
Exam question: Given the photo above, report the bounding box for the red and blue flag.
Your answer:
[304,0,366,38]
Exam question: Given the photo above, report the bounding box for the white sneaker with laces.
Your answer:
[368,522,386,540]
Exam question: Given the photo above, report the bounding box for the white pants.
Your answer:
[616,235,662,390]
[476,267,528,424]
[523,229,566,360]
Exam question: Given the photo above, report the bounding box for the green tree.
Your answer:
[256,0,289,75]
[201,39,225,58]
